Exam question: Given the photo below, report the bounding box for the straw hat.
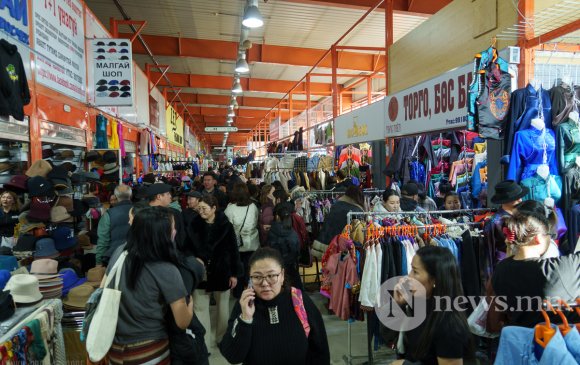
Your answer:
[86,266,105,288]
[62,284,94,309]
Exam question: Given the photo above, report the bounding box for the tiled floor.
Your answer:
[205,291,398,365]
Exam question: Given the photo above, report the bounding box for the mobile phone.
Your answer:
[248,279,254,307]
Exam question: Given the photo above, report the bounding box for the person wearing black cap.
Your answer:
[483,179,529,271]
[400,182,426,212]
[147,183,186,252]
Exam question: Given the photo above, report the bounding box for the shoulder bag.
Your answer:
[236,206,250,249]
[85,251,128,362]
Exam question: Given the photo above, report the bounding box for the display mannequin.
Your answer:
[507,122,558,182]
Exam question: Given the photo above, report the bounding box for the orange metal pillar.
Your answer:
[289,91,294,119]
[367,77,372,105]
[331,45,339,119]
[384,0,393,96]
[517,0,534,89]
[306,74,311,149]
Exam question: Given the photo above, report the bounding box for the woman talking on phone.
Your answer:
[219,247,330,365]
[390,246,474,365]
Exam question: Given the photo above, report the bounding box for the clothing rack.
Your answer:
[0,299,62,342]
[342,207,494,365]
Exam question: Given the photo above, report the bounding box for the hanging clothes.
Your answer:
[117,122,126,158]
[95,114,109,149]
[109,119,120,149]
[507,126,559,182]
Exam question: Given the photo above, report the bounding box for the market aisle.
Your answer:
[206,291,397,365]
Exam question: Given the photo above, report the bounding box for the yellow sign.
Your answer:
[166,105,184,147]
[347,116,368,139]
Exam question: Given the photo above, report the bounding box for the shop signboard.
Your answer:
[165,104,184,147]
[335,100,387,145]
[32,0,86,102]
[90,38,133,107]
[269,118,280,141]
[384,64,473,137]
[0,0,31,78]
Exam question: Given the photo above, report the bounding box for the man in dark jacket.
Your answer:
[399,182,425,212]
[183,191,201,229]
[147,183,186,252]
[199,172,229,209]
[96,184,132,266]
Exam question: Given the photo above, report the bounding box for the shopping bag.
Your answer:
[467,298,499,338]
[85,251,128,361]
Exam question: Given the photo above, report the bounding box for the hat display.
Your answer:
[491,180,530,205]
[42,145,54,159]
[0,270,10,290]
[27,198,52,222]
[50,206,73,223]
[48,166,70,185]
[13,235,37,252]
[71,171,100,185]
[58,162,77,173]
[54,150,75,160]
[186,191,202,199]
[0,256,18,271]
[102,150,117,163]
[78,234,92,249]
[26,160,53,178]
[85,150,100,163]
[103,162,119,173]
[51,226,77,251]
[63,284,94,310]
[55,195,74,212]
[30,259,59,279]
[3,175,28,192]
[145,183,172,198]
[86,266,105,288]
[27,176,54,197]
[34,238,59,259]
[3,274,43,304]
[71,199,88,218]
[0,247,12,256]
[60,268,87,297]
[55,186,74,196]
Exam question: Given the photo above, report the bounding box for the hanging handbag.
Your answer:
[85,251,128,362]
[236,206,250,249]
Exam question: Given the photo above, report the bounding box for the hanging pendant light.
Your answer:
[235,53,250,73]
[232,78,243,94]
[242,0,264,29]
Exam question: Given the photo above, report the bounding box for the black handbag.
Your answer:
[236,206,250,248]
[169,312,209,365]
[0,292,15,321]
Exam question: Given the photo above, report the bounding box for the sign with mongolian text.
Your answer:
[91,38,133,106]
[165,104,184,147]
[385,64,473,137]
[205,126,239,133]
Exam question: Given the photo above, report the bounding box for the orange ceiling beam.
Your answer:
[279,0,451,14]
[151,71,333,94]
[123,33,385,72]
[525,18,580,49]
[167,93,313,109]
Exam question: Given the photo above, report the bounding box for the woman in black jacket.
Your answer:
[267,202,303,291]
[186,195,241,349]
[316,185,364,246]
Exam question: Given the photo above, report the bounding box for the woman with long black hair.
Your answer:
[104,206,192,365]
[391,246,474,365]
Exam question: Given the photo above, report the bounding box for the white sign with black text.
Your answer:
[91,38,133,106]
[335,99,387,145]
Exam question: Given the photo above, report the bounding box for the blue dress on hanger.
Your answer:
[507,127,558,182]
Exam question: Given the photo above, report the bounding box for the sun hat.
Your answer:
[26,160,53,178]
[85,266,105,288]
[30,258,59,279]
[491,180,530,205]
[34,238,59,259]
[50,206,73,223]
[3,274,43,304]
[63,284,94,309]
[0,256,18,271]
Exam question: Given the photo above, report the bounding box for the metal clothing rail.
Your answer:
[346,208,496,224]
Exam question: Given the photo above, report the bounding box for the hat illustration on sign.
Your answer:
[96,55,105,60]
[120,92,131,98]
[85,150,100,162]
[97,85,108,92]
[97,92,108,98]
[30,259,59,279]
[96,79,107,86]
[96,48,105,53]
[108,80,119,85]
[34,238,59,259]
[108,41,117,46]
[0,150,10,158]
[119,41,129,46]
[108,48,117,53]
[108,86,119,92]
[120,55,129,60]
[119,49,129,53]
[120,85,131,92]
[26,160,52,178]
[63,284,94,309]
[120,80,131,86]
[109,92,119,98]
[3,275,43,304]
[96,41,105,46]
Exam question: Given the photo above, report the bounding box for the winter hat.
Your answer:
[27,176,54,197]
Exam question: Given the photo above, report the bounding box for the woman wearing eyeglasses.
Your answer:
[185,194,241,349]
[219,247,330,365]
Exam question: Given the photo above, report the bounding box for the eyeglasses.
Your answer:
[250,273,281,285]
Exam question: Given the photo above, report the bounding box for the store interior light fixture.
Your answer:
[242,0,264,29]
[231,96,239,109]
[227,106,235,117]
[235,53,250,73]
[232,78,243,93]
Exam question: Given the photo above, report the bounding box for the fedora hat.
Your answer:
[0,256,18,271]
[27,176,54,197]
[55,186,74,196]
[50,206,73,223]
[3,274,43,304]
[48,166,70,184]
[3,175,28,192]
[86,266,105,288]
[102,150,117,163]
[63,284,94,309]
[26,160,52,178]
[491,180,530,205]
[55,196,74,212]
[30,258,59,279]
[34,238,59,259]
[60,269,87,297]
[13,235,37,252]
